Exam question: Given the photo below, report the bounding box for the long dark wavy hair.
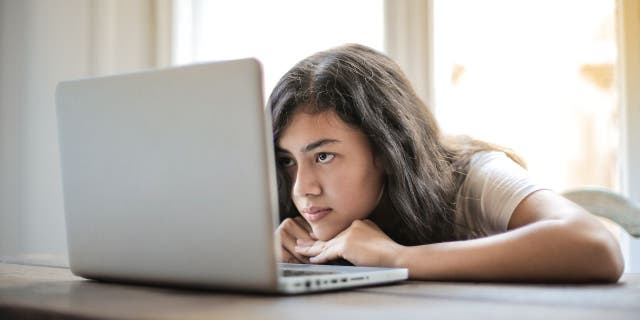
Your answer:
[268,44,524,246]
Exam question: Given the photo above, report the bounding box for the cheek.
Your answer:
[328,169,383,218]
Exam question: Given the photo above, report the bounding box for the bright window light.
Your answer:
[173,0,384,98]
[433,0,619,192]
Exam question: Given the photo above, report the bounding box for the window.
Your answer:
[433,0,619,193]
[432,0,640,272]
[174,0,639,272]
[173,0,384,97]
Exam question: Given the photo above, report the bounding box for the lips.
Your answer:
[301,206,332,222]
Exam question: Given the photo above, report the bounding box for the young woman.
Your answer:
[269,44,624,282]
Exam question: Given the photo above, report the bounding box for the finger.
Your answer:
[296,238,315,246]
[362,219,382,231]
[308,244,341,264]
[282,229,310,263]
[293,216,313,233]
[281,248,304,264]
[295,240,326,257]
[283,218,314,242]
[280,233,305,264]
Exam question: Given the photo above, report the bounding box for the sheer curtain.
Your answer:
[384,0,434,108]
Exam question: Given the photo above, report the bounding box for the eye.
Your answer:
[316,152,335,164]
[278,157,296,168]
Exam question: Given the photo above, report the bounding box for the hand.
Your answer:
[294,219,403,267]
[275,216,316,264]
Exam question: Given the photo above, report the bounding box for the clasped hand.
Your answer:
[275,217,403,267]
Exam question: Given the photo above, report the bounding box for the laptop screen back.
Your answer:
[56,59,280,290]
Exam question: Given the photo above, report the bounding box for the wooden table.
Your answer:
[1,262,639,319]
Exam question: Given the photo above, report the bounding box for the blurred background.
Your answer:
[1,0,638,271]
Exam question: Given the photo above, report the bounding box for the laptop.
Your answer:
[55,58,408,294]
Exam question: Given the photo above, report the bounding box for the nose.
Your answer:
[292,162,322,198]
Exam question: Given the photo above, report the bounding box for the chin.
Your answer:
[312,228,332,241]
[312,225,343,241]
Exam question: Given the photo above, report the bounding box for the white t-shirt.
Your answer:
[454,151,546,239]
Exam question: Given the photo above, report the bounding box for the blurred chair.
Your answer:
[562,186,640,238]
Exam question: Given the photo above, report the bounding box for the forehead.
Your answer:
[277,109,366,150]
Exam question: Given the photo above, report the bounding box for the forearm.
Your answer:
[394,218,624,282]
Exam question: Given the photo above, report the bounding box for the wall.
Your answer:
[0,0,163,267]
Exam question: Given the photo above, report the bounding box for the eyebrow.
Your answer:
[301,139,340,152]
[276,139,341,154]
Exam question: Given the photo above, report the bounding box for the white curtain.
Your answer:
[0,0,172,267]
[384,0,434,109]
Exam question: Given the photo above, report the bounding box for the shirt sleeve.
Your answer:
[455,151,547,238]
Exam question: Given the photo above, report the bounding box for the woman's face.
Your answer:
[276,107,385,241]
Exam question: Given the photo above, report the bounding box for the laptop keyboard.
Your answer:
[281,269,337,277]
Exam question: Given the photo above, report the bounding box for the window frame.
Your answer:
[616,0,640,273]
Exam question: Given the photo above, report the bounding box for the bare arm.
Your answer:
[295,190,624,282]
[393,190,624,282]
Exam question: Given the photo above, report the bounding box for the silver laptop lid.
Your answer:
[56,59,280,291]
